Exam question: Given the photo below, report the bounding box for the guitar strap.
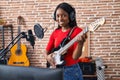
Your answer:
[67,27,76,40]
[60,27,76,47]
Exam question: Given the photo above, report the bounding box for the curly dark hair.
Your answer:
[53,2,77,29]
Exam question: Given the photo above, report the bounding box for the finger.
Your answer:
[82,35,86,42]
[82,33,87,41]
[78,36,83,41]
[83,33,87,39]
[77,35,85,43]
[51,53,55,58]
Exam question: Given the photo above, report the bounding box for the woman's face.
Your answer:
[55,8,70,28]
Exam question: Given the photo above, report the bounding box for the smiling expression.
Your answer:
[55,8,70,28]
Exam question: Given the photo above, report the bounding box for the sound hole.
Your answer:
[16,49,22,55]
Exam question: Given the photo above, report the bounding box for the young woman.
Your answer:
[45,2,87,80]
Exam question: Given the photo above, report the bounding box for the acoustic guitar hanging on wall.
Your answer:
[8,16,30,67]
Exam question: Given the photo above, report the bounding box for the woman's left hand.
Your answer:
[77,33,87,44]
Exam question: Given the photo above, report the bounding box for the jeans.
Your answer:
[63,63,83,80]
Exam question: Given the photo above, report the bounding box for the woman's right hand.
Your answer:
[46,53,56,68]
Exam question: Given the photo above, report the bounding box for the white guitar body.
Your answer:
[53,17,105,66]
[54,50,64,65]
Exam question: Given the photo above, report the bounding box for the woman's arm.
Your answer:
[72,33,87,60]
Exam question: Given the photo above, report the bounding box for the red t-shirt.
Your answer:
[46,26,82,66]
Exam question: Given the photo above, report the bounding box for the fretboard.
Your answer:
[17,26,21,50]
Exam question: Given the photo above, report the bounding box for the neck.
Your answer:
[61,26,70,32]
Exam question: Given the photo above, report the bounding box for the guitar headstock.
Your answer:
[88,17,105,31]
[17,16,24,25]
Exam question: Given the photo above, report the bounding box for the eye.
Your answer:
[56,15,59,19]
[63,14,69,18]
[56,14,67,19]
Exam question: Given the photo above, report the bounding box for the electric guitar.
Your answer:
[51,17,105,67]
[8,16,30,66]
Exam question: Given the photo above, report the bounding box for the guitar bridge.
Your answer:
[13,62,24,64]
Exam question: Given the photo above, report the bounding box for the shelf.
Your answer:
[83,75,97,80]
[0,24,13,49]
[83,74,97,77]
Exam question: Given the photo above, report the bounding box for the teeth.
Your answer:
[59,22,64,24]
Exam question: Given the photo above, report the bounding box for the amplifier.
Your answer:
[79,62,96,75]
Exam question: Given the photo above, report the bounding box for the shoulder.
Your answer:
[70,26,83,38]
[50,28,61,37]
[74,26,82,33]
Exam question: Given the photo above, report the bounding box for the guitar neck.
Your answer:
[58,27,89,55]
[17,26,21,50]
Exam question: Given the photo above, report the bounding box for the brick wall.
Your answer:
[0,0,120,80]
